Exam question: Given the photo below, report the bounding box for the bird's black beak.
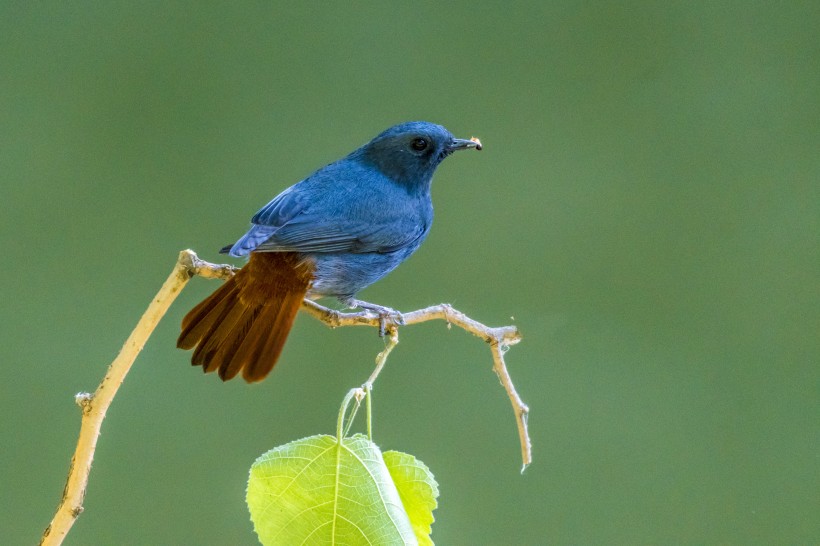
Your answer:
[447,137,483,152]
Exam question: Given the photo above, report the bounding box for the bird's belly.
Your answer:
[306,249,416,299]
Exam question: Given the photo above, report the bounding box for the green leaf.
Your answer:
[383,451,439,546]
[247,434,424,546]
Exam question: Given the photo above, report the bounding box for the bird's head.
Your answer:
[357,121,480,192]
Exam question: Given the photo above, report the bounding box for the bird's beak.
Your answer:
[447,137,483,152]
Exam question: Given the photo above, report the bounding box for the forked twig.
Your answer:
[40,249,529,545]
[301,301,529,470]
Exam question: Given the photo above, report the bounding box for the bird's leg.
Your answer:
[342,297,405,337]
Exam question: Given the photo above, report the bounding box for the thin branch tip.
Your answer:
[298,277,530,469]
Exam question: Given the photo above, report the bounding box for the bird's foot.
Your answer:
[343,298,405,337]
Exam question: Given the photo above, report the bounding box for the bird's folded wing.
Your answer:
[229,184,425,256]
[254,216,425,254]
[250,186,304,226]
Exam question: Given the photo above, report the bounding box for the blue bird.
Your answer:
[177,121,481,382]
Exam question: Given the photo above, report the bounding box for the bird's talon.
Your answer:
[343,298,403,335]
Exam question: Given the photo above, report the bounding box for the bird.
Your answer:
[177,121,481,383]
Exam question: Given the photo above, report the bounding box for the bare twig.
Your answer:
[364,326,400,387]
[40,250,235,546]
[301,300,529,471]
[41,249,529,545]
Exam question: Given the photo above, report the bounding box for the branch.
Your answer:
[40,250,235,545]
[41,249,530,545]
[301,300,530,472]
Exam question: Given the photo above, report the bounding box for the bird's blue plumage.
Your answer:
[179,121,479,382]
[224,121,479,299]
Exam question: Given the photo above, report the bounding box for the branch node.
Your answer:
[353,388,367,403]
[177,249,197,278]
[74,392,93,414]
[326,309,342,328]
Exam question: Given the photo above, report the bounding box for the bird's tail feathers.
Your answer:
[177,253,312,382]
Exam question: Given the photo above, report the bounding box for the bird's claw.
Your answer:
[375,308,404,337]
[344,298,404,337]
[363,305,403,337]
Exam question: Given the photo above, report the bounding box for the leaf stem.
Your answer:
[365,384,373,441]
[336,388,358,442]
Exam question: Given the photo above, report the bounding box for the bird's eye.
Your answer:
[410,138,428,151]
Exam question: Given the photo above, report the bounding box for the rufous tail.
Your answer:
[177,252,313,382]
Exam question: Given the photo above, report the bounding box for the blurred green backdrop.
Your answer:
[2,2,817,544]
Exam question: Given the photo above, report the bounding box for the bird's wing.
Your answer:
[225,187,306,256]
[227,184,426,256]
[257,214,426,254]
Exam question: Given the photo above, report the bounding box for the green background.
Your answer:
[2,2,817,544]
